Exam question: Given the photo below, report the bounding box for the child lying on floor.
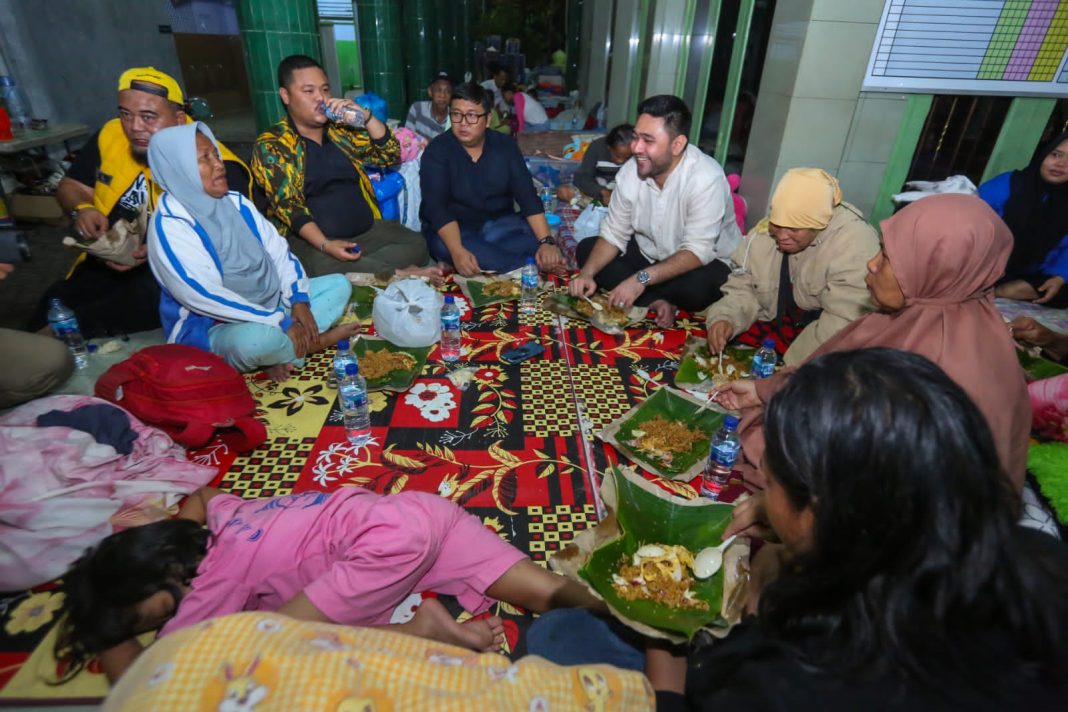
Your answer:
[55,486,601,682]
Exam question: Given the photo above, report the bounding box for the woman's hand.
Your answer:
[322,240,361,262]
[290,302,319,345]
[568,273,597,298]
[706,320,734,355]
[723,492,777,541]
[1034,275,1065,304]
[286,320,311,358]
[713,378,761,411]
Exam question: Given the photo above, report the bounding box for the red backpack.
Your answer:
[95,344,266,452]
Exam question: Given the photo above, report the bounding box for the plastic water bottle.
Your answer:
[701,415,741,500]
[751,339,778,379]
[328,338,358,389]
[440,295,461,362]
[520,257,539,314]
[318,100,366,128]
[339,363,371,446]
[0,76,32,132]
[46,298,88,369]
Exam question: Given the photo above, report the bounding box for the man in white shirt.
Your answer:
[479,63,510,111]
[569,95,742,327]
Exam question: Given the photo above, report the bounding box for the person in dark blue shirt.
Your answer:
[419,82,565,277]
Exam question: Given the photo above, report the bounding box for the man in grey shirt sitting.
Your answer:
[405,71,453,141]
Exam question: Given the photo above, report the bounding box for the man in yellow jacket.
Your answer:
[36,67,250,337]
[705,169,879,365]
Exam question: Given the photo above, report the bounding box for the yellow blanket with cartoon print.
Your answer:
[102,612,655,712]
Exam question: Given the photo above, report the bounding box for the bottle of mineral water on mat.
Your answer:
[339,362,371,446]
[751,338,778,379]
[329,338,357,389]
[46,298,88,369]
[701,415,741,500]
[520,256,539,314]
[440,294,461,362]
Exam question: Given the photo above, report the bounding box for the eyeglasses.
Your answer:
[449,110,488,124]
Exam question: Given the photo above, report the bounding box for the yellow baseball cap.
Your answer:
[117,67,184,103]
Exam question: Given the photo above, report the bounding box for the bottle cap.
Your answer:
[48,297,62,307]
[337,338,349,350]
[723,415,740,430]
[345,363,358,375]
[444,294,455,304]
[526,256,536,265]
[762,339,776,348]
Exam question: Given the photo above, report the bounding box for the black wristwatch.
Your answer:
[537,236,555,246]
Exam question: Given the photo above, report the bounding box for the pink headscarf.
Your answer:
[743,194,1030,491]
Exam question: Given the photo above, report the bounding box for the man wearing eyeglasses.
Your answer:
[419,82,565,277]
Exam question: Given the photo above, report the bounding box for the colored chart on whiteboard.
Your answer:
[863,0,1068,96]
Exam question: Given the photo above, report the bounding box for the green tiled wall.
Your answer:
[236,0,321,132]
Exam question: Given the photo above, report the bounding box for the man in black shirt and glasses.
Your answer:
[419,82,564,277]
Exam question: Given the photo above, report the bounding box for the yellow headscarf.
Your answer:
[768,168,843,229]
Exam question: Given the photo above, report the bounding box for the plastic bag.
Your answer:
[372,278,443,347]
[573,203,608,241]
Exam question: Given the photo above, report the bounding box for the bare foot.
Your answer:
[407,598,497,652]
[648,299,677,328]
[995,279,1040,301]
[397,264,448,287]
[312,322,361,353]
[263,363,295,382]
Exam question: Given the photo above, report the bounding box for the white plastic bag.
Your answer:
[573,203,608,241]
[371,278,443,347]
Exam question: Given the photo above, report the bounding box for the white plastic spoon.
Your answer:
[581,294,604,311]
[692,534,738,580]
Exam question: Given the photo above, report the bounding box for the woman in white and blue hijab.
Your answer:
[147,122,354,379]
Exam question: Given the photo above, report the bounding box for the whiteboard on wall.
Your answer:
[863,0,1068,97]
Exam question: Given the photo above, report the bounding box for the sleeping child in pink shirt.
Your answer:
[55,486,600,682]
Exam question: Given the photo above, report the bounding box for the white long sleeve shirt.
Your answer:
[600,144,742,265]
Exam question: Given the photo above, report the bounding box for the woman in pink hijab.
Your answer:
[718,194,1031,535]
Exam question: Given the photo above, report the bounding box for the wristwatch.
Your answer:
[636,269,651,286]
[537,236,555,246]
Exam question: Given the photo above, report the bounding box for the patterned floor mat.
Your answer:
[0,280,722,705]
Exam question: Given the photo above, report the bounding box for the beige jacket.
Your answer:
[705,203,880,365]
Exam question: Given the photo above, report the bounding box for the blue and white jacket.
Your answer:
[147,191,311,350]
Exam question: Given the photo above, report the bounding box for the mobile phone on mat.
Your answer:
[501,341,546,365]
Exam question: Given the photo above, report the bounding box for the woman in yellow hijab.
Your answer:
[704,168,880,365]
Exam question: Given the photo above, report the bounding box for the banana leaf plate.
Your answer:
[454,268,527,308]
[599,386,731,481]
[550,465,749,642]
[544,292,647,334]
[675,337,756,392]
[352,337,431,392]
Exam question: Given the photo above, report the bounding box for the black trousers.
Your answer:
[30,259,162,338]
[577,238,730,312]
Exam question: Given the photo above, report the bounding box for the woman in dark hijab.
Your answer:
[980,130,1068,308]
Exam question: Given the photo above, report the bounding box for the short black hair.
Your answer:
[277,54,323,88]
[451,81,492,114]
[636,94,692,139]
[500,81,517,95]
[606,123,635,148]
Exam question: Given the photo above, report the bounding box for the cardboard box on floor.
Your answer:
[7,192,65,225]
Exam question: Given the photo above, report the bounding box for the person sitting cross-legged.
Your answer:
[569,95,742,328]
[252,55,436,281]
[147,122,356,382]
[419,81,565,277]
